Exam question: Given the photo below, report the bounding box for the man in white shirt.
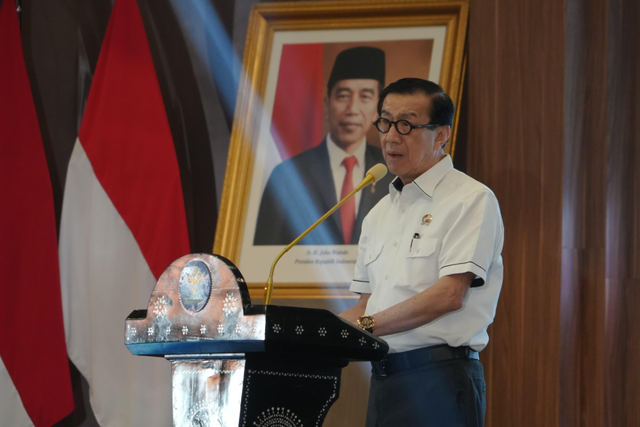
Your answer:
[341,78,504,427]
[254,46,394,245]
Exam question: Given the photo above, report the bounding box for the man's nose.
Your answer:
[347,95,369,114]
[382,126,401,145]
[385,122,403,139]
[344,97,357,113]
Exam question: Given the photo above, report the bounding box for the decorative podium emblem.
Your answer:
[178,260,212,314]
[254,407,302,427]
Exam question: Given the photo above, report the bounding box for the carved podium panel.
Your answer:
[125,254,388,427]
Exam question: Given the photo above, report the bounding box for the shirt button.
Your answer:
[393,241,398,247]
[385,275,388,280]
[401,208,406,214]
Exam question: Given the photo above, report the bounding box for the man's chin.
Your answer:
[383,161,403,177]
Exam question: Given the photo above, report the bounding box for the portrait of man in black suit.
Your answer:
[254,46,394,245]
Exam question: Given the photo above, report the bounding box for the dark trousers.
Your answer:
[366,358,486,427]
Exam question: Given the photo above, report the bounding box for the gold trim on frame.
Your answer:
[214,0,469,298]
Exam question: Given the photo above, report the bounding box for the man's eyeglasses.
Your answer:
[373,118,440,135]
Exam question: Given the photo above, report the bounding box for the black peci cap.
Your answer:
[327,46,385,94]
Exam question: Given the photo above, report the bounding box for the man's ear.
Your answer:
[435,125,451,150]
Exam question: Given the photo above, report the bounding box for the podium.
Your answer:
[125,253,388,427]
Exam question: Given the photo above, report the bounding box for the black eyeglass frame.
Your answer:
[373,118,441,135]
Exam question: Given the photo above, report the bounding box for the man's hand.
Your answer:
[338,293,371,324]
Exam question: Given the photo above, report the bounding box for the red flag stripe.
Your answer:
[270,43,324,161]
[0,1,74,425]
[78,0,190,279]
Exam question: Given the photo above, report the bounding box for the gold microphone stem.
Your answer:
[263,174,376,304]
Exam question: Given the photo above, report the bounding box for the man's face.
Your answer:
[380,92,449,184]
[326,79,379,152]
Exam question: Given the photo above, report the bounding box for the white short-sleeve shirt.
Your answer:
[349,155,504,353]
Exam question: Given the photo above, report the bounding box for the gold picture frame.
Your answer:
[214,0,469,299]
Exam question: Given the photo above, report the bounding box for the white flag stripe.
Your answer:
[0,358,33,427]
[60,140,172,426]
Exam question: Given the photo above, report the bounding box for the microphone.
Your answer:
[263,163,388,304]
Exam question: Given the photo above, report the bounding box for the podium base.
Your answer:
[169,353,343,427]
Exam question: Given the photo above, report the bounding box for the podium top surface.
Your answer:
[125,254,388,362]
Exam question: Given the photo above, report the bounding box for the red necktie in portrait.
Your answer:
[340,156,358,244]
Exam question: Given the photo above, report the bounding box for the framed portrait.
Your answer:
[214,0,469,299]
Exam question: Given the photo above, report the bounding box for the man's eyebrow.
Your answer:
[360,88,376,95]
[334,87,354,94]
[380,109,419,118]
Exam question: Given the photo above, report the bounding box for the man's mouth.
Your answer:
[387,151,403,158]
[340,122,361,128]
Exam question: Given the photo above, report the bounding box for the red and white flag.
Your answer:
[58,0,190,424]
[0,1,74,426]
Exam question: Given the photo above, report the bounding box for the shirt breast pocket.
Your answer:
[407,237,438,259]
[364,241,384,266]
[400,237,440,292]
[363,241,384,287]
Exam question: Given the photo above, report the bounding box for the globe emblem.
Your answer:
[178,260,212,314]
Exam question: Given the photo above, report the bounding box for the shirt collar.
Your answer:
[389,154,454,199]
[326,133,367,172]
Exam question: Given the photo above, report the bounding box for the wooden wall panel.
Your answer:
[467,0,565,427]
[606,0,640,425]
[466,0,565,426]
[562,0,608,425]
[467,0,640,426]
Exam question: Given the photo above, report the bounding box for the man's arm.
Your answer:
[339,293,371,323]
[368,272,474,336]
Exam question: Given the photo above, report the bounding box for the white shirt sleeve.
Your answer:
[438,189,504,286]
[349,215,372,294]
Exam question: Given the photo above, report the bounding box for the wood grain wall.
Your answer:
[465,0,640,425]
[467,0,565,425]
[606,0,640,425]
